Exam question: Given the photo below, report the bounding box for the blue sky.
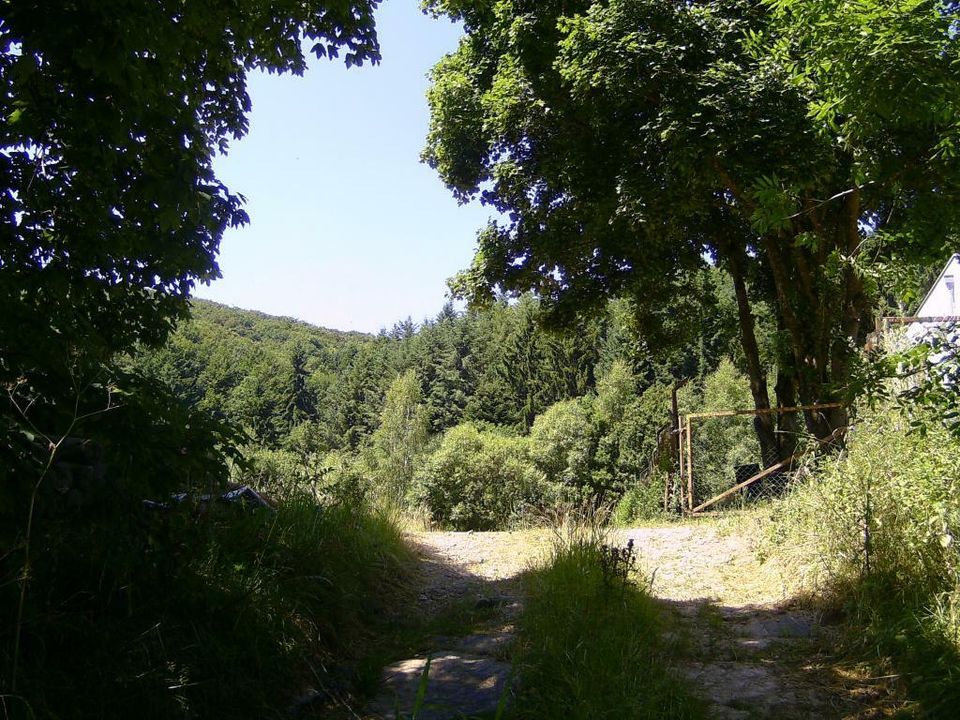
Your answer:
[197,2,491,333]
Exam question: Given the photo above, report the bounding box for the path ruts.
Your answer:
[365,521,885,719]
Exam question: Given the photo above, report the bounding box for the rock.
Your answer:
[432,632,514,659]
[474,595,509,610]
[367,653,511,720]
[684,661,824,720]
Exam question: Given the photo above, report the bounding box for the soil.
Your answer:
[364,518,900,719]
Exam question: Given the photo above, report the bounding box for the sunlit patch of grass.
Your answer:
[509,527,703,719]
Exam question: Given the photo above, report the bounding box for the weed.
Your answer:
[766,406,960,714]
[509,528,703,719]
[599,538,637,587]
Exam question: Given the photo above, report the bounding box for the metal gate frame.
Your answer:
[677,403,845,515]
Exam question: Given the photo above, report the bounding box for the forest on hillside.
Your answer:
[136,270,772,524]
[136,243,951,528]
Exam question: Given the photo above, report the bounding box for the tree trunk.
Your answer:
[760,234,854,441]
[774,328,801,458]
[724,242,783,465]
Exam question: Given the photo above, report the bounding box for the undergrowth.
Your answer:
[509,527,702,719]
[1,494,411,719]
[766,407,960,715]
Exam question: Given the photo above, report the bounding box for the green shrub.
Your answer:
[528,368,675,509]
[612,471,669,525]
[529,396,597,498]
[411,423,544,530]
[237,444,323,499]
[768,407,960,714]
[595,382,673,507]
[511,530,701,719]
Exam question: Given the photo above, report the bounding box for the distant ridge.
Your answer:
[188,298,374,341]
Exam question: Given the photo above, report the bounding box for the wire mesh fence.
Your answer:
[678,405,840,514]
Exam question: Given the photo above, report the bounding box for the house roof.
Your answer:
[915,253,960,316]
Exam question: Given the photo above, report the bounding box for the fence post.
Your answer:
[685,417,693,512]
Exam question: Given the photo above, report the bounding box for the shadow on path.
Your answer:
[363,535,530,720]
[662,597,903,719]
[357,526,900,720]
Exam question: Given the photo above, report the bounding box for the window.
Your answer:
[946,275,956,314]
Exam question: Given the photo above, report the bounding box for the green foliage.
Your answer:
[1,483,410,719]
[0,0,381,389]
[897,328,960,438]
[511,530,702,719]
[136,290,769,527]
[1,363,243,526]
[136,300,371,448]
[768,407,960,713]
[529,397,597,499]
[236,445,326,501]
[424,0,960,435]
[594,359,637,425]
[368,370,431,504]
[411,424,544,530]
[612,471,669,526]
[765,0,960,164]
[594,377,672,507]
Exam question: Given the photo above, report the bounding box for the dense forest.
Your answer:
[135,269,773,524]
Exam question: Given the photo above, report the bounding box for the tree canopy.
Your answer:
[0,0,381,387]
[423,0,960,450]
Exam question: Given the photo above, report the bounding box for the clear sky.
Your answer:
[196,2,491,333]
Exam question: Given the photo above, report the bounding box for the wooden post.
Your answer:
[668,379,687,514]
[685,417,693,512]
[662,471,670,513]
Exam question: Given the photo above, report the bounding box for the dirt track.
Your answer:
[368,519,896,719]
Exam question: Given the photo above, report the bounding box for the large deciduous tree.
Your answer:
[0,0,380,387]
[423,0,960,459]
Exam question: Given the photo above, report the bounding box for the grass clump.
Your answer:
[1,492,411,719]
[510,528,701,720]
[766,407,960,714]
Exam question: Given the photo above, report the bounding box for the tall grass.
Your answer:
[510,525,702,719]
[766,407,960,714]
[1,494,411,719]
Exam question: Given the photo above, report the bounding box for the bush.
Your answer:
[612,471,669,525]
[237,444,323,499]
[595,382,673,508]
[411,423,544,530]
[529,397,597,499]
[767,407,960,714]
[511,529,701,719]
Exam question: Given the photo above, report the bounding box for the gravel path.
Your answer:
[617,524,844,719]
[367,519,881,719]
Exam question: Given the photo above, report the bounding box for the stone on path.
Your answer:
[367,650,511,720]
[685,661,825,720]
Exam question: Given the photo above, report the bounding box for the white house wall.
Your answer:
[917,254,960,317]
[905,254,960,342]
